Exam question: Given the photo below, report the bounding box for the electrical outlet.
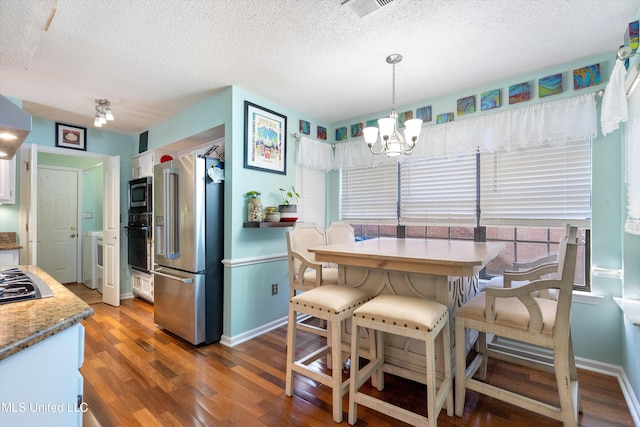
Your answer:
[271,283,278,295]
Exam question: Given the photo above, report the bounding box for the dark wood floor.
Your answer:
[78,298,634,427]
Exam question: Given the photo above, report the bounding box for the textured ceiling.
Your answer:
[1,0,639,136]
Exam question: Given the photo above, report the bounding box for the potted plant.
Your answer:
[278,186,300,222]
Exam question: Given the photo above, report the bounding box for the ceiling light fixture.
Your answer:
[94,99,114,127]
[363,54,422,157]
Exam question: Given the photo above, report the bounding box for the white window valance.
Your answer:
[295,135,334,171]
[334,93,598,170]
[333,136,399,170]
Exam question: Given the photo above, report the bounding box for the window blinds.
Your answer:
[400,155,477,226]
[341,165,398,224]
[295,136,330,228]
[296,163,327,228]
[480,141,591,227]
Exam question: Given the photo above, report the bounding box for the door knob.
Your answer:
[70,234,76,238]
[70,226,76,230]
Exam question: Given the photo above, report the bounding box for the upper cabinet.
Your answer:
[131,151,154,179]
[131,150,172,179]
[0,156,16,204]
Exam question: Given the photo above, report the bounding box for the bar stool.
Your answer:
[348,295,453,427]
[285,285,373,423]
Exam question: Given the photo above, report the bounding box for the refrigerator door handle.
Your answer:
[151,269,193,284]
[164,167,180,259]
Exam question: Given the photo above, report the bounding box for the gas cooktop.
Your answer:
[0,268,54,305]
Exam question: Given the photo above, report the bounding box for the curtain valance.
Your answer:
[295,135,334,171]
[334,93,597,170]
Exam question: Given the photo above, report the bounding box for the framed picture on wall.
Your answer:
[55,122,87,151]
[244,101,287,175]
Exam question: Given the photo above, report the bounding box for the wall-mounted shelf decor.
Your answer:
[243,221,294,228]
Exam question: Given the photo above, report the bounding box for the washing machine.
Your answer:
[83,231,103,289]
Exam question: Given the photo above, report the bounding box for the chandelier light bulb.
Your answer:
[94,115,102,127]
[105,108,114,121]
[363,127,378,146]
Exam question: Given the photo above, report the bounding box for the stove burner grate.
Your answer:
[0,268,38,304]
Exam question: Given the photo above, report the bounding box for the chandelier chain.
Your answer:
[391,61,396,114]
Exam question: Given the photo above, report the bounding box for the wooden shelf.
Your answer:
[243,221,295,228]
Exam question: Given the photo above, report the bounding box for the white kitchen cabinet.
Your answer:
[0,249,19,265]
[0,156,16,204]
[131,151,154,179]
[131,150,172,179]
[0,323,86,427]
[132,269,154,302]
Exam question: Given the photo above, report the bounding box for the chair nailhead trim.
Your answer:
[353,311,449,332]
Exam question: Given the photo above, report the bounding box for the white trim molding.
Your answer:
[614,297,640,326]
[489,336,640,425]
[222,253,287,268]
[220,315,288,347]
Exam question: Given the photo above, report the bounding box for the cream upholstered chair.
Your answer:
[326,222,355,268]
[326,221,355,245]
[348,295,453,426]
[285,285,373,423]
[286,223,339,337]
[455,225,579,426]
[484,224,574,300]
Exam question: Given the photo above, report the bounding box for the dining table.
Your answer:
[309,237,504,380]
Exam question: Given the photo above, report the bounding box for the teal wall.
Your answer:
[621,6,640,410]
[144,85,331,338]
[0,111,137,293]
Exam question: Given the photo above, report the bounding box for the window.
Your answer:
[400,155,476,226]
[341,164,398,224]
[480,141,591,227]
[339,141,592,290]
[296,163,326,229]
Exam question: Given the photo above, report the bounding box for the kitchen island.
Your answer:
[0,265,94,427]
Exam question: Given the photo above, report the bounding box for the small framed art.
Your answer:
[55,123,87,151]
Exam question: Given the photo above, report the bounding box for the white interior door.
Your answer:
[37,167,79,283]
[102,155,120,306]
[18,144,38,266]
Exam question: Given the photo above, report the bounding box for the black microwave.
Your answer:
[128,177,152,213]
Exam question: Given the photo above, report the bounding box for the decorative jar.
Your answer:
[247,193,263,222]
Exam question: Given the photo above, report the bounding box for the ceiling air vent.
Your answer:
[342,0,397,18]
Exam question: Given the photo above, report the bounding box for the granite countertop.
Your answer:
[0,232,22,250]
[0,265,94,361]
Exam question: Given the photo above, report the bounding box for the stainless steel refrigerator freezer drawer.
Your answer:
[152,267,206,345]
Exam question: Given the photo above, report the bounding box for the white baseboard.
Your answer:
[490,337,640,426]
[220,315,288,347]
[120,292,134,300]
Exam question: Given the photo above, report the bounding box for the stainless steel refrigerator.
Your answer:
[152,154,224,345]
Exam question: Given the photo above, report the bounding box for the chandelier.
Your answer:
[363,54,422,156]
[94,99,114,127]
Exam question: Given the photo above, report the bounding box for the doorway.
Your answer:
[18,143,121,306]
[37,166,80,284]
